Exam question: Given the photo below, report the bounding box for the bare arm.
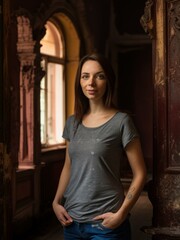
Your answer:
[94,138,147,228]
[52,142,73,226]
[116,138,147,220]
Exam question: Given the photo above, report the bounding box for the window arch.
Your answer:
[40,20,65,147]
[41,21,64,58]
[16,10,80,168]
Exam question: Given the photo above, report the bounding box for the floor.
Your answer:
[20,191,153,240]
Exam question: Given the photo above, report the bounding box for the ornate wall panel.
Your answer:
[166,0,180,171]
[17,15,36,167]
[142,0,180,239]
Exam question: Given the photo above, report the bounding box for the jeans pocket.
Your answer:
[98,222,113,231]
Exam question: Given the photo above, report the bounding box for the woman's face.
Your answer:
[80,60,107,102]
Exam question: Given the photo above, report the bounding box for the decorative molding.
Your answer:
[17,16,36,167]
[166,1,180,171]
[140,0,154,39]
[169,0,180,39]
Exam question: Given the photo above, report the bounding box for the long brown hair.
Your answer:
[74,53,116,123]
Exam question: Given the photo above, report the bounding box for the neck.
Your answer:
[88,100,107,114]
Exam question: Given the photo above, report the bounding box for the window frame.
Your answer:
[40,21,66,149]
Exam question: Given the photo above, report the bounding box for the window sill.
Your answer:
[41,144,66,153]
[16,165,36,173]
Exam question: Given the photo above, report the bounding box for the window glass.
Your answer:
[41,21,63,58]
[40,21,65,147]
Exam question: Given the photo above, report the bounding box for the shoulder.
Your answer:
[64,115,75,128]
[63,115,76,139]
[115,111,137,130]
[66,114,75,121]
[65,114,79,130]
[115,111,130,122]
[66,114,77,123]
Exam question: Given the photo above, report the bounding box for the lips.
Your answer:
[87,90,96,95]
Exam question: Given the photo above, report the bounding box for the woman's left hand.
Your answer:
[93,212,126,229]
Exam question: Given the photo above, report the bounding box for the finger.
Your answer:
[60,218,72,226]
[64,212,73,222]
[59,216,67,225]
[61,218,72,226]
[93,214,104,220]
[59,213,73,226]
[63,222,72,227]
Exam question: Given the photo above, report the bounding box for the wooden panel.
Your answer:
[153,0,180,173]
[152,0,180,232]
[166,0,180,171]
[15,169,34,214]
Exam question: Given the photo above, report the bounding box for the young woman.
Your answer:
[52,53,147,240]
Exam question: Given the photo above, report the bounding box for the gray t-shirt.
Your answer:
[62,112,139,223]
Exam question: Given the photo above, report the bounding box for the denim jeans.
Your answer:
[63,219,131,240]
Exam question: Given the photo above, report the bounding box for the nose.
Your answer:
[88,76,96,86]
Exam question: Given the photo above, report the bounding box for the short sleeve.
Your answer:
[121,115,139,148]
[62,121,70,141]
[62,115,75,141]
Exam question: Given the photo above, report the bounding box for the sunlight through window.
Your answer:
[40,21,65,147]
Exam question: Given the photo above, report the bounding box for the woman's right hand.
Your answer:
[52,202,73,226]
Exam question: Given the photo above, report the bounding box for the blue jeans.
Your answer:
[63,219,131,240]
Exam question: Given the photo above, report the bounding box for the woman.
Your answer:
[52,53,147,240]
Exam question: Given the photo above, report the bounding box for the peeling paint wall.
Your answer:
[152,0,180,238]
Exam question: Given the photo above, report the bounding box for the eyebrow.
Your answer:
[81,71,104,75]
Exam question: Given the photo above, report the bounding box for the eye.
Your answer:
[96,73,106,80]
[81,74,89,80]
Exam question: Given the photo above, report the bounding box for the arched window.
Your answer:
[40,21,65,147]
